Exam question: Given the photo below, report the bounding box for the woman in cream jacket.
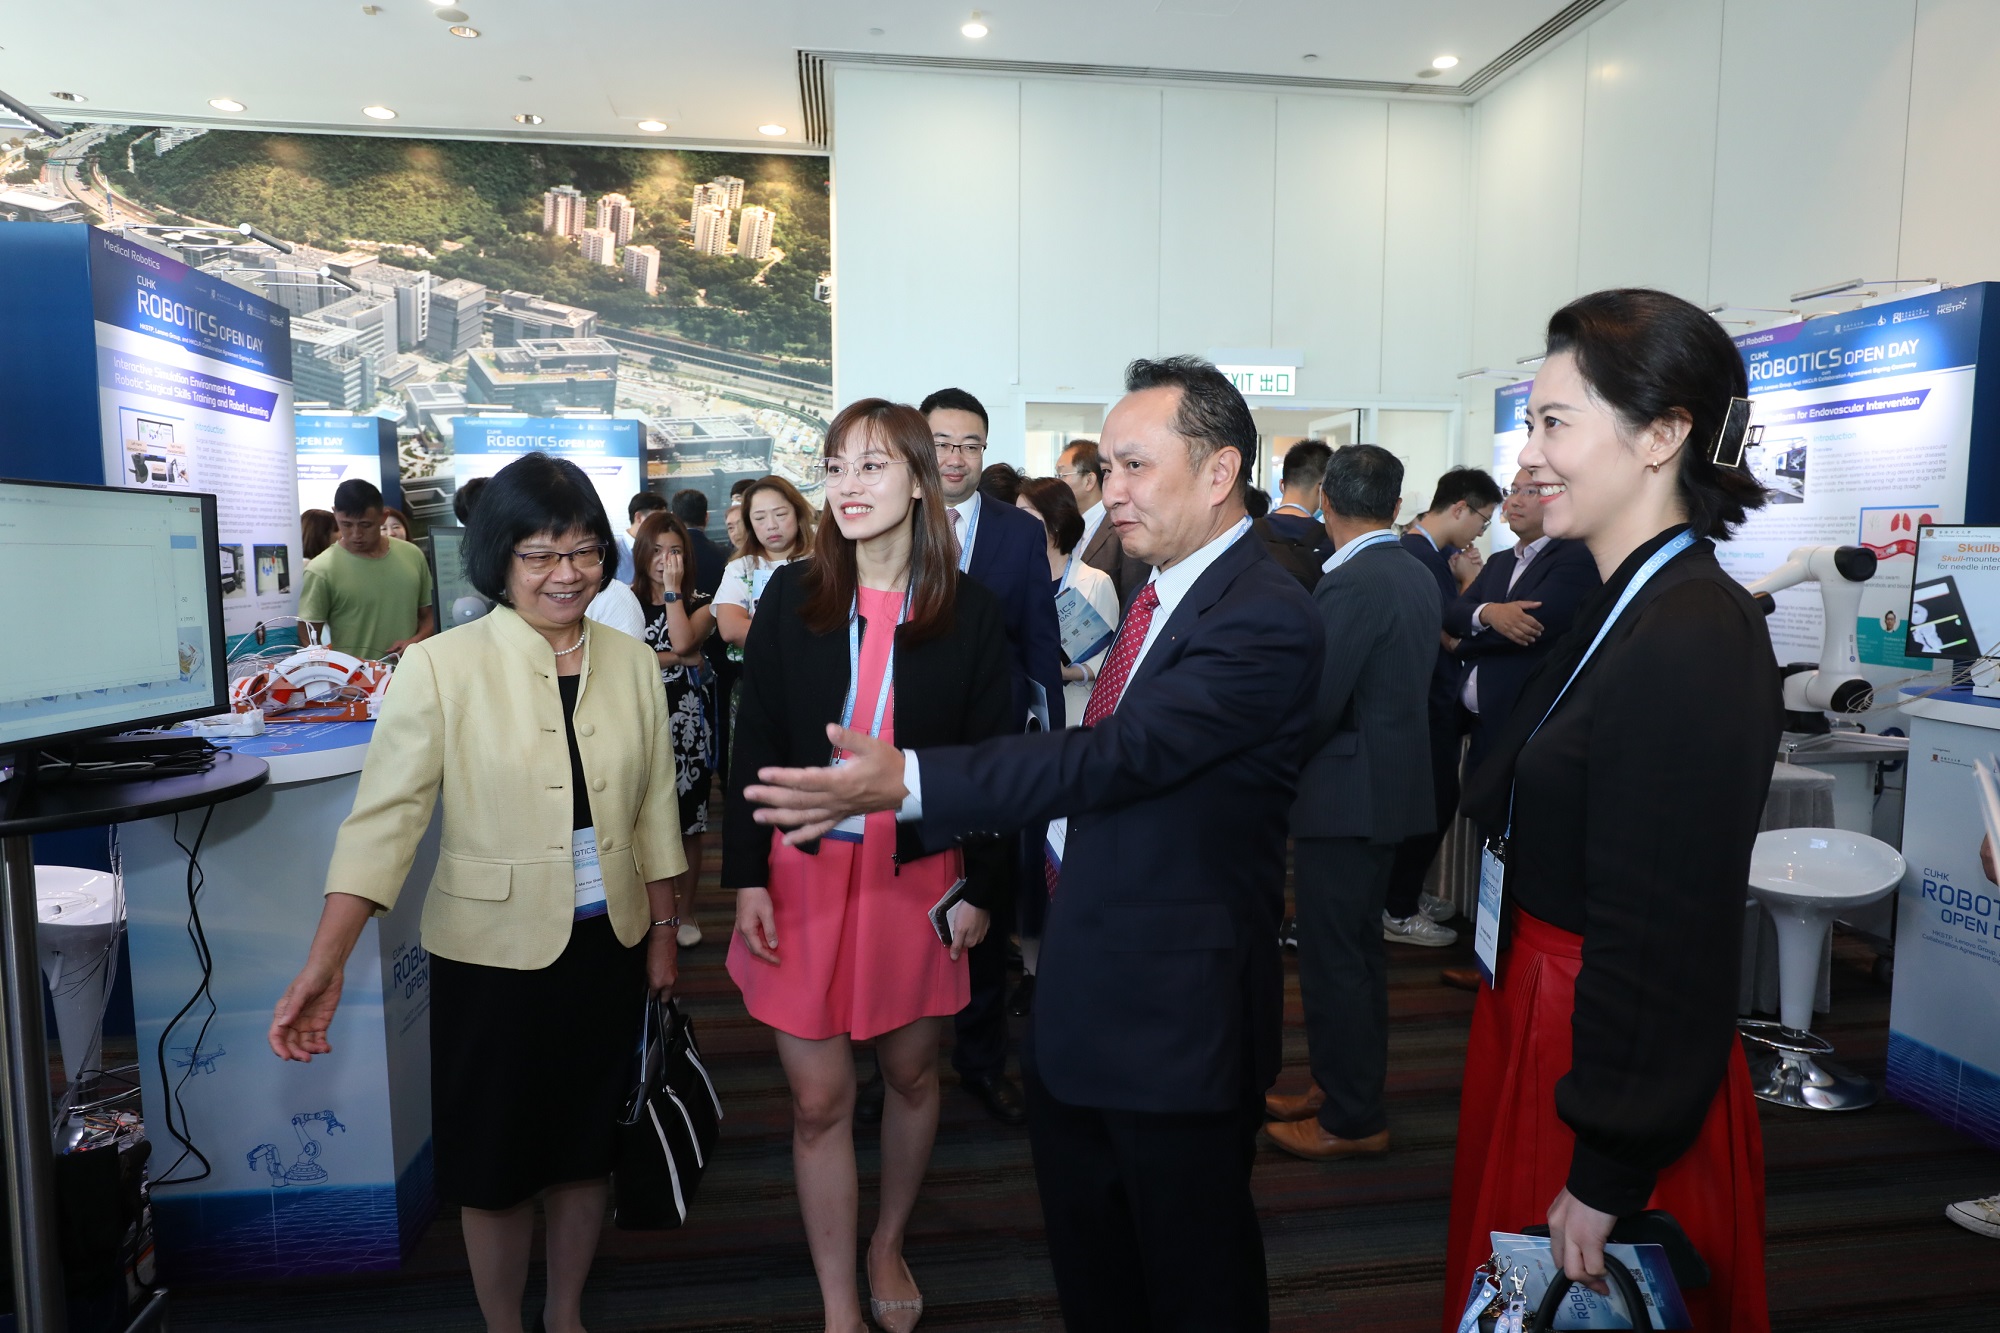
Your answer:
[270,454,685,1333]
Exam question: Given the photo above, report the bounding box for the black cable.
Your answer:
[153,804,218,1186]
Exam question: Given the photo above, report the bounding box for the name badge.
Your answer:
[1045,816,1068,874]
[1474,846,1505,986]
[573,826,608,920]
[824,752,867,842]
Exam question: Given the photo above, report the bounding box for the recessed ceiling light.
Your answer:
[636,119,667,133]
[449,25,479,38]
[758,124,787,136]
[1431,54,1460,70]
[362,105,398,120]
[50,91,86,103]
[514,113,543,125]
[208,97,246,113]
[434,7,469,20]
[962,12,989,39]
[517,74,534,82]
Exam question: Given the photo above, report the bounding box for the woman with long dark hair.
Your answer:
[724,399,1012,1333]
[1446,289,1782,1332]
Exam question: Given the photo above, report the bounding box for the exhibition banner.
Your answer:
[88,229,301,648]
[450,416,643,529]
[295,413,387,514]
[1489,380,1532,482]
[1724,287,1992,670]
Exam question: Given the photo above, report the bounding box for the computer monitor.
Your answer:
[425,525,488,627]
[0,478,228,754]
[1906,524,2000,661]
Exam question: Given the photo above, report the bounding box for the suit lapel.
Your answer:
[1125,534,1264,693]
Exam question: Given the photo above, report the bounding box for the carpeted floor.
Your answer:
[156,855,2000,1332]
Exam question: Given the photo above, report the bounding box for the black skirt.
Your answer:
[429,915,645,1210]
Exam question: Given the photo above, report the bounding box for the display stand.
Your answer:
[0,756,270,1333]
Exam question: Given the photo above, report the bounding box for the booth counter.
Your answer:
[121,720,436,1283]
[1890,685,2000,1151]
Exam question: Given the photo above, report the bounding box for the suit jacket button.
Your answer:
[590,776,606,793]
[578,722,595,737]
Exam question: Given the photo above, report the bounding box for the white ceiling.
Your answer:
[2,0,1601,150]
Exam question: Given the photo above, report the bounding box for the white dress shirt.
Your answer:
[585,577,648,639]
[1320,526,1399,574]
[1462,535,1551,713]
[947,490,983,567]
[1077,500,1108,557]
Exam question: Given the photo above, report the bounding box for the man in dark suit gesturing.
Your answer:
[1264,445,1440,1161]
[746,358,1323,1332]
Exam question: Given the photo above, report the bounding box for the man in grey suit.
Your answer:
[1265,444,1441,1161]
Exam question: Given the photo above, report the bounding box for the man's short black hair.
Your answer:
[628,491,667,522]
[670,488,709,526]
[1427,466,1504,515]
[1321,444,1404,522]
[463,453,617,602]
[452,476,488,527]
[729,477,758,500]
[919,387,989,431]
[1280,440,1333,492]
[332,478,383,517]
[1124,355,1255,478]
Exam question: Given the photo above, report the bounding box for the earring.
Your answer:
[1645,461,1663,474]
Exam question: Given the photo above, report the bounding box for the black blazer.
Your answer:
[1463,530,1782,1215]
[910,535,1323,1114]
[722,561,1014,907]
[1402,529,1461,713]
[1446,537,1601,765]
[963,494,1068,730]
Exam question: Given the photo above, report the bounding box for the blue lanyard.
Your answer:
[1332,528,1399,569]
[1058,551,1079,594]
[1503,528,1695,840]
[839,586,913,741]
[954,498,981,573]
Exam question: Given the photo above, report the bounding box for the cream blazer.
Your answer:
[323,605,687,970]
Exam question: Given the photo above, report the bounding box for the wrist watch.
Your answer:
[651,916,681,930]
[661,591,680,603]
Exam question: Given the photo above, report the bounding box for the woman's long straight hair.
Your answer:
[797,398,958,643]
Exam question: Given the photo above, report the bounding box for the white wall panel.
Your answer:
[1706,0,1916,312]
[1019,82,1163,396]
[1271,96,1387,399]
[1900,0,2000,285]
[1158,88,1277,356]
[831,69,1020,443]
[1469,34,1587,370]
[1575,0,1723,302]
[1381,101,1474,401]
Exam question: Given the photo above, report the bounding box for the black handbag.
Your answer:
[1524,1260,1654,1332]
[611,996,722,1230]
[1470,1211,1706,1331]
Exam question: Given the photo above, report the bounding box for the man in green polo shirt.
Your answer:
[299,478,435,660]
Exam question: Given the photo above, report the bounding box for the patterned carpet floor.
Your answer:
[157,856,2000,1331]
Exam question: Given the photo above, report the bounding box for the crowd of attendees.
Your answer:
[270,287,1797,1333]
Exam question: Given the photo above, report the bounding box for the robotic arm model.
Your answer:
[1746,545,1878,715]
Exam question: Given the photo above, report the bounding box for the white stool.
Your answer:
[34,866,124,1097]
[1740,829,1904,1111]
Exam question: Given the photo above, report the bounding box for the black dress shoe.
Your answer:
[1007,973,1036,1016]
[855,1067,886,1124]
[961,1071,1028,1126]
[1280,916,1299,951]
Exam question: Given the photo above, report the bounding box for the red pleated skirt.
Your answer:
[1441,911,1770,1333]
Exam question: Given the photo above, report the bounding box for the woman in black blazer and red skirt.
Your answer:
[1446,289,1782,1333]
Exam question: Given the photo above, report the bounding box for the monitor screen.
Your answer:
[426,526,486,626]
[0,478,228,752]
[1906,524,2000,660]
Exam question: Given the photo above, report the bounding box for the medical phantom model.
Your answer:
[1745,544,1879,717]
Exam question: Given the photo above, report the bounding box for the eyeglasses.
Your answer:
[512,543,607,573]
[817,455,910,485]
[934,439,987,458]
[1060,467,1100,482]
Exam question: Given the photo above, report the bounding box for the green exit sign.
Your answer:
[1217,365,1296,396]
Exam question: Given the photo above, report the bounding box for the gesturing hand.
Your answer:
[746,724,909,847]
[1483,600,1545,646]
[269,962,345,1062]
[735,887,780,965]
[1547,1188,1617,1295]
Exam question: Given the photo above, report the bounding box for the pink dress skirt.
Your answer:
[727,586,969,1041]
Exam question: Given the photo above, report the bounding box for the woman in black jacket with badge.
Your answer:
[1443,289,1782,1333]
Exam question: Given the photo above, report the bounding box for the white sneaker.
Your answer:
[1383,912,1458,948]
[1419,893,1456,924]
[677,922,704,949]
[1947,1193,2000,1239]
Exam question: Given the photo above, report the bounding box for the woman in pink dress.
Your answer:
[725,398,1014,1333]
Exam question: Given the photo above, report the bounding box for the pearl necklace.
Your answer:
[553,626,588,657]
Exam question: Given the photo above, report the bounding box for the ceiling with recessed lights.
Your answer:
[0,0,1610,150]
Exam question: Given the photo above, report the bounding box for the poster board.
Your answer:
[1489,380,1532,483]
[296,414,399,515]
[450,416,643,530]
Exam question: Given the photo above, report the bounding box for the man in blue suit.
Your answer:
[745,357,1323,1331]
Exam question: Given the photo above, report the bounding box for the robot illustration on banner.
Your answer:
[246,1111,348,1187]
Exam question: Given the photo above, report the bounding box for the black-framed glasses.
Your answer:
[513,544,607,573]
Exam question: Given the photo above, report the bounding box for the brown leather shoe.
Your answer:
[1263,1084,1325,1122]
[1440,967,1482,993]
[1262,1118,1391,1161]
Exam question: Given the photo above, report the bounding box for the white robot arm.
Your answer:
[1745,544,1878,714]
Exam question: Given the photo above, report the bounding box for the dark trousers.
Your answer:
[1385,702,1464,918]
[1025,1063,1269,1332]
[1293,836,1398,1139]
[951,885,1014,1079]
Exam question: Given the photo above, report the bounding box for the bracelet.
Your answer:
[652,916,681,929]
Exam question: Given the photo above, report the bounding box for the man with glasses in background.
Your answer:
[1060,438,1150,605]
[1383,466,1505,948]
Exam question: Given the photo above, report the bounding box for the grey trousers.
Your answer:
[1293,836,1398,1140]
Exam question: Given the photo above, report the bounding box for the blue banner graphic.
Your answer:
[102,347,281,421]
[1735,287,1985,393]
[88,230,292,379]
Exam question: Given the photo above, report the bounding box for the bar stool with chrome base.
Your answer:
[1739,828,1905,1111]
